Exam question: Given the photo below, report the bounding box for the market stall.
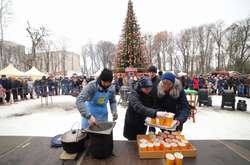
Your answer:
[0,64,24,77]
[24,66,47,80]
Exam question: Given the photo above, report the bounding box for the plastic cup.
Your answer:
[165,153,175,165]
[139,143,147,152]
[165,113,175,127]
[159,117,165,125]
[174,152,184,165]
[151,118,156,124]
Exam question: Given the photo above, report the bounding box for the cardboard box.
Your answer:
[137,135,197,159]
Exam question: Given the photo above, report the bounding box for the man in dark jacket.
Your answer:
[157,72,189,131]
[147,65,160,107]
[123,76,168,140]
[147,65,160,132]
[0,75,12,103]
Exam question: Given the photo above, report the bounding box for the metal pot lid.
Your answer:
[61,129,87,143]
[84,122,116,135]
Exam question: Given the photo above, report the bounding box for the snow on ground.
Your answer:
[0,95,250,140]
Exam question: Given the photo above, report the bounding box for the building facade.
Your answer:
[0,41,25,70]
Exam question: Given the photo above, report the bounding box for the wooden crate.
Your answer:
[137,135,197,159]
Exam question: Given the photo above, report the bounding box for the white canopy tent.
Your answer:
[24,66,47,80]
[0,64,24,77]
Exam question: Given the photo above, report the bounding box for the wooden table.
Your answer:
[0,136,249,165]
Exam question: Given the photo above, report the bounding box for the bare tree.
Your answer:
[224,17,250,72]
[211,21,225,70]
[188,27,199,75]
[81,44,88,75]
[26,21,49,68]
[81,42,100,76]
[234,18,250,72]
[152,35,161,70]
[197,24,214,74]
[143,33,154,64]
[166,32,175,71]
[37,39,55,73]
[153,32,169,70]
[96,41,116,69]
[89,42,99,74]
[176,30,192,74]
[57,38,69,76]
[0,0,12,68]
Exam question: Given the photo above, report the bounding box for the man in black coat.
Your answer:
[147,65,160,108]
[0,75,12,103]
[123,76,168,140]
[147,65,160,132]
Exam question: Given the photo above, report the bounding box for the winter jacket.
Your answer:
[157,79,189,131]
[150,76,160,108]
[76,80,117,119]
[123,85,157,140]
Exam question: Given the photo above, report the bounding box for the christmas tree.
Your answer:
[114,0,148,71]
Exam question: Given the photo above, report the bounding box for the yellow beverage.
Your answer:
[151,118,156,124]
[139,143,147,152]
[174,152,184,165]
[147,143,154,151]
[165,153,175,165]
[159,117,165,125]
[165,113,174,127]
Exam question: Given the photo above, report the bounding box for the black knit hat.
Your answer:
[147,65,157,73]
[99,68,113,82]
[138,76,153,88]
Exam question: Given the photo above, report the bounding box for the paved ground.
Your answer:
[0,95,250,140]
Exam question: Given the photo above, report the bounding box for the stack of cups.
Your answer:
[165,152,183,165]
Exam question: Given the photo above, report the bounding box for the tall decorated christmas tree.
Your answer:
[114,0,148,72]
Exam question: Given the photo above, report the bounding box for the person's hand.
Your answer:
[156,111,169,118]
[174,120,181,126]
[112,112,118,121]
[88,115,96,125]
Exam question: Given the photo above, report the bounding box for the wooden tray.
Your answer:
[137,135,197,159]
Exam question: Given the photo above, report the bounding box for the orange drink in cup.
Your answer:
[147,143,154,151]
[159,117,165,125]
[174,152,184,165]
[151,117,156,124]
[165,113,175,127]
[165,153,175,165]
[139,143,147,152]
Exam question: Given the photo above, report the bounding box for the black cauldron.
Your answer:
[61,129,88,154]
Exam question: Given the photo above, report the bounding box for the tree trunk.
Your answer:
[157,52,161,70]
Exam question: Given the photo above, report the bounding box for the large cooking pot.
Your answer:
[85,122,116,159]
[61,128,88,154]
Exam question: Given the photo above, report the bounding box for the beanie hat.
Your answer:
[138,76,153,88]
[162,72,176,84]
[99,68,113,82]
[147,65,157,73]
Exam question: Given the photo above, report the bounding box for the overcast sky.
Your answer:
[5,0,250,54]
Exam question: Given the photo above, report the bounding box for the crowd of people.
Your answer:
[113,71,250,99]
[179,74,250,97]
[0,74,95,104]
